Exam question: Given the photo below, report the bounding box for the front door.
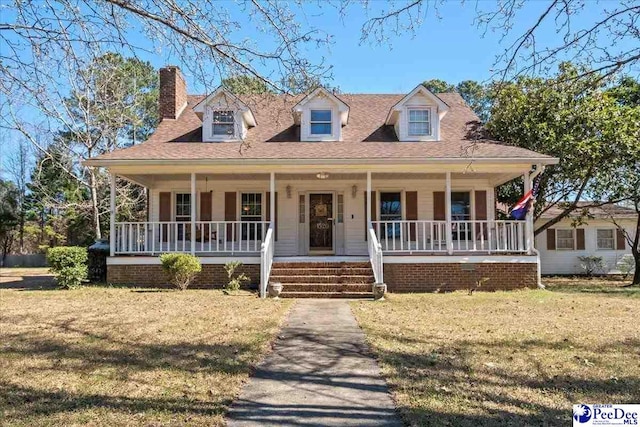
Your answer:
[309,193,333,253]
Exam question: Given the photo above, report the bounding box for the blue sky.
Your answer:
[0,1,635,176]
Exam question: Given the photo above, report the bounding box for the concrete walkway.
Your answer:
[226,300,402,427]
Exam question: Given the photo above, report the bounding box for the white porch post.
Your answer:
[524,171,533,254]
[270,172,275,228]
[445,171,453,255]
[109,172,116,257]
[366,171,372,227]
[191,172,196,255]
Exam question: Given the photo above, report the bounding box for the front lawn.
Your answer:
[0,287,292,426]
[351,287,640,426]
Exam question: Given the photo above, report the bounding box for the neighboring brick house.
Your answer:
[85,66,559,297]
[535,203,637,275]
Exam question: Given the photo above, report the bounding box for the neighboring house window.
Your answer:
[175,193,191,221]
[556,229,575,250]
[310,110,332,135]
[597,229,615,250]
[408,108,431,136]
[212,110,235,136]
[241,193,262,240]
[380,192,402,237]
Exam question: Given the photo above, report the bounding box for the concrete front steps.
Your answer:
[269,261,374,298]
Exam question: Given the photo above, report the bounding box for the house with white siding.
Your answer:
[535,203,637,275]
[85,66,559,297]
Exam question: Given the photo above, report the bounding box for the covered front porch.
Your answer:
[103,163,541,296]
[108,170,535,258]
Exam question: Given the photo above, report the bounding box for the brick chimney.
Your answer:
[159,66,187,120]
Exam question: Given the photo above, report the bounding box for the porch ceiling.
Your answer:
[117,171,522,188]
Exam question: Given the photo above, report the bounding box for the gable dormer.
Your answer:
[193,87,256,142]
[292,87,350,142]
[385,85,449,142]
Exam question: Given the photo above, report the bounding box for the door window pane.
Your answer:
[299,194,305,223]
[337,194,344,223]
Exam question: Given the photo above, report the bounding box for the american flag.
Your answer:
[510,173,542,220]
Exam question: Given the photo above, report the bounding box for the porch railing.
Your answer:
[260,224,275,298]
[367,226,384,284]
[372,220,527,254]
[372,220,447,253]
[114,221,270,254]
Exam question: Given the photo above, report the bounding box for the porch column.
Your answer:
[191,172,196,255]
[366,171,372,228]
[270,172,275,229]
[524,171,533,254]
[109,172,116,257]
[445,171,453,255]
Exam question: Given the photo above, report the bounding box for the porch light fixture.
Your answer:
[351,185,358,199]
[286,185,292,198]
[316,172,329,180]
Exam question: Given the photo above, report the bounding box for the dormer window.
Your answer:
[385,85,449,141]
[212,110,235,136]
[408,109,431,136]
[292,87,350,141]
[310,110,332,135]
[193,86,257,142]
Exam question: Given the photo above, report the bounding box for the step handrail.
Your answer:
[259,223,275,298]
[367,226,384,284]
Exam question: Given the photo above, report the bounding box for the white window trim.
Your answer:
[402,106,436,142]
[303,107,338,142]
[204,107,243,142]
[239,192,264,222]
[555,228,576,251]
[596,228,616,251]
[211,110,235,138]
[378,190,404,222]
[175,192,191,222]
[408,108,432,137]
[309,109,333,136]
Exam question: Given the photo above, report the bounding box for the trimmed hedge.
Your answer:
[47,246,88,289]
[159,253,202,290]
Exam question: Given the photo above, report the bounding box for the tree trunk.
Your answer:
[89,169,101,239]
[632,211,640,286]
[18,215,24,254]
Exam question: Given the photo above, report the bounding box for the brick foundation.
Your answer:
[384,262,538,292]
[107,261,537,293]
[107,263,260,289]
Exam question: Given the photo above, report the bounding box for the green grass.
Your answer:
[0,286,292,426]
[351,286,640,426]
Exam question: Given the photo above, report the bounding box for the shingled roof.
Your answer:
[89,91,555,163]
[539,202,638,219]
